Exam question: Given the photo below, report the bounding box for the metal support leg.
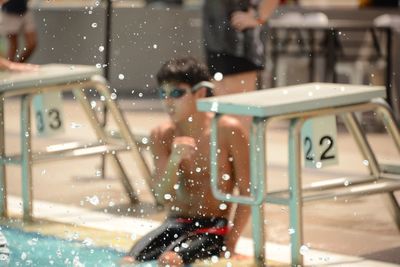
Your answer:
[376,102,400,153]
[271,28,278,87]
[113,153,140,204]
[250,118,267,267]
[385,28,393,109]
[73,89,139,204]
[341,112,380,177]
[288,118,304,266]
[92,80,155,193]
[342,112,400,229]
[211,115,268,265]
[377,102,400,178]
[21,95,33,221]
[308,30,315,82]
[93,82,158,205]
[251,205,266,266]
[375,103,400,230]
[0,95,7,217]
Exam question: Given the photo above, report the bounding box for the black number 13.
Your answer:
[48,108,62,129]
[36,108,62,132]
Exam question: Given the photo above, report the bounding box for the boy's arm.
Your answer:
[224,122,252,254]
[150,127,195,204]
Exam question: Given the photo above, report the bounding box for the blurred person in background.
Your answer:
[359,0,400,7]
[203,0,280,129]
[146,0,183,6]
[0,0,37,62]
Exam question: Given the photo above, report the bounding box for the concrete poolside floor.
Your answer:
[2,97,400,265]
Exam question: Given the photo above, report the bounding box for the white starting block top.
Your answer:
[197,83,386,117]
[0,64,101,93]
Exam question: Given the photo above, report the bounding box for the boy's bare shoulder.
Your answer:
[218,115,246,134]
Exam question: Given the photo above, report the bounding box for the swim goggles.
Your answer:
[158,81,214,99]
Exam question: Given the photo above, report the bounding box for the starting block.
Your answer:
[197,82,400,267]
[0,64,155,221]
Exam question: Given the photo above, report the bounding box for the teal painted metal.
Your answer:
[288,119,305,266]
[21,95,33,221]
[210,115,220,205]
[0,96,6,217]
[210,115,266,205]
[251,204,265,267]
[250,118,267,267]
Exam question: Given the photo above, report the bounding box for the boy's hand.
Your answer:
[171,136,196,161]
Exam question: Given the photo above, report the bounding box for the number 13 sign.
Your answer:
[301,116,338,168]
[33,92,65,136]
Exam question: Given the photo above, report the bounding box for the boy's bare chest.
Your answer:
[180,145,210,178]
[179,133,229,167]
[180,143,231,187]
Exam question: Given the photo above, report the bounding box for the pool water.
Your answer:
[2,226,124,266]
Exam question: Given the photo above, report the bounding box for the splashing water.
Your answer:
[2,227,123,266]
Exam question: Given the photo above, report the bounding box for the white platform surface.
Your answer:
[0,64,101,92]
[197,83,386,117]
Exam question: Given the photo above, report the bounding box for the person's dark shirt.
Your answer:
[2,0,28,15]
[203,0,267,68]
[373,0,399,6]
[146,0,182,5]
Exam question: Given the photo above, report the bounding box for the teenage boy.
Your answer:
[124,57,251,266]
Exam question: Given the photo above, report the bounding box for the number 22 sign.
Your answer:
[301,116,338,168]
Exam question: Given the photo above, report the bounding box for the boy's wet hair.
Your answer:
[157,57,213,97]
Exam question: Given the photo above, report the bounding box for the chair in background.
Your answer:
[334,15,400,129]
[270,12,328,87]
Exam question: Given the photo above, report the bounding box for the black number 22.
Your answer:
[304,135,335,161]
